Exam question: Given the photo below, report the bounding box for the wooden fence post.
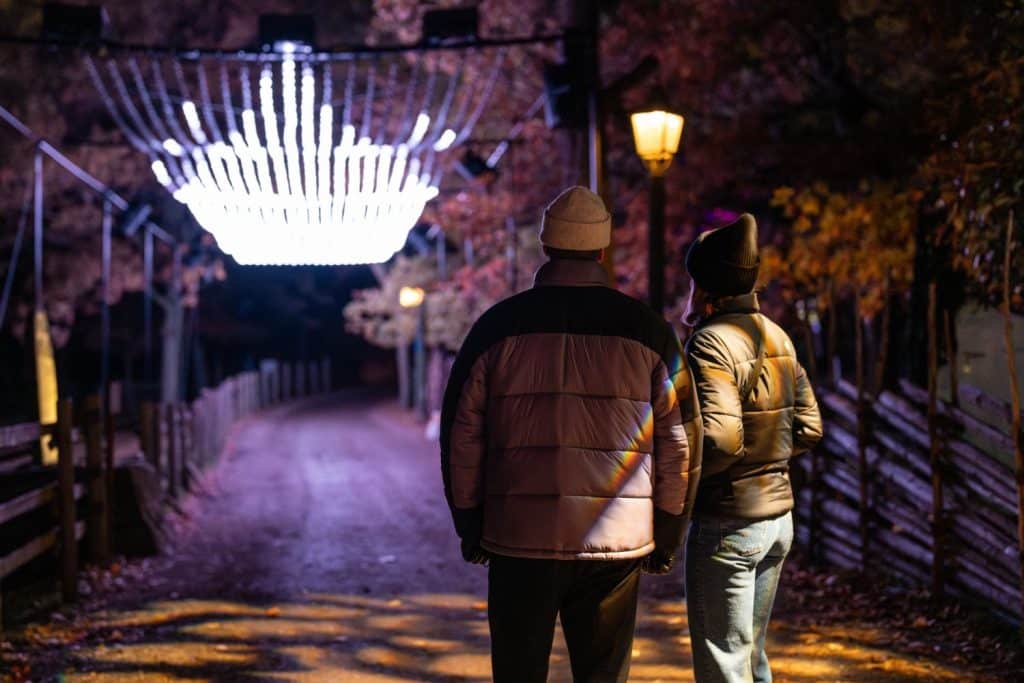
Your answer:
[181,406,192,491]
[295,362,306,397]
[166,403,178,498]
[1000,211,1024,626]
[927,281,945,597]
[56,398,77,603]
[944,309,959,408]
[140,401,161,476]
[855,300,870,572]
[83,395,108,564]
[310,361,320,395]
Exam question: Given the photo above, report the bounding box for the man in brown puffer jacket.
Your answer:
[441,186,702,683]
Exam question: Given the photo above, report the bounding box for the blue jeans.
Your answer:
[685,512,793,683]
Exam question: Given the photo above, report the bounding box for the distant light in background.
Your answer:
[399,286,426,308]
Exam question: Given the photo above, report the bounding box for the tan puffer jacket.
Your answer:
[685,293,823,519]
[441,259,703,560]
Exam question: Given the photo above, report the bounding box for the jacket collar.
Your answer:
[696,292,760,329]
[713,292,760,314]
[533,259,609,288]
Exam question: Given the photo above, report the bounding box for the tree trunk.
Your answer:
[873,277,891,395]
[927,280,944,597]
[1001,211,1024,625]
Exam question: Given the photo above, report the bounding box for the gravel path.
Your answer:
[4,392,1010,682]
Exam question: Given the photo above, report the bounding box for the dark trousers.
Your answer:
[488,555,641,683]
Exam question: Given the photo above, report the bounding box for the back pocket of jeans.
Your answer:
[718,524,763,557]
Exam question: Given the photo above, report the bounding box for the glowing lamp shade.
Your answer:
[630,109,685,177]
[399,286,426,308]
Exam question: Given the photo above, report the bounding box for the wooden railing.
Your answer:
[794,378,1021,621]
[0,357,331,627]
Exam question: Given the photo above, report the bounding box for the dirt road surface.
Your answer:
[5,393,1012,682]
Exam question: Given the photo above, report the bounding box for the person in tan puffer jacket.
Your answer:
[682,213,823,683]
[441,186,702,683]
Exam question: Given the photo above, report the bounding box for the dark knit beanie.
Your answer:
[685,213,760,297]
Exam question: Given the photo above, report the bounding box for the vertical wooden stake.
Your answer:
[56,398,77,603]
[855,300,869,572]
[84,395,108,564]
[103,388,115,560]
[1000,211,1024,625]
[944,309,959,407]
[927,281,944,597]
[809,447,821,566]
[826,279,838,386]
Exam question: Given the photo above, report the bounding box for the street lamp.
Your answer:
[630,100,684,313]
[399,286,428,419]
[399,286,426,309]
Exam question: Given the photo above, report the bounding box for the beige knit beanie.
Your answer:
[539,186,611,250]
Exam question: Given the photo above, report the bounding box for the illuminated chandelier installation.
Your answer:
[86,49,503,265]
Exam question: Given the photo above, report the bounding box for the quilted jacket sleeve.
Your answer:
[440,322,490,542]
[686,329,745,477]
[650,331,703,555]
[792,361,823,454]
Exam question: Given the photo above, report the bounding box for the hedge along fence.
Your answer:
[793,377,1021,622]
[0,357,332,627]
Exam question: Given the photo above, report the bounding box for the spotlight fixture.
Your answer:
[259,14,316,54]
[422,8,479,45]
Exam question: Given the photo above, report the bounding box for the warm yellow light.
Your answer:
[399,286,426,308]
[630,109,685,177]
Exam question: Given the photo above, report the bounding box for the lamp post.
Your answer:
[399,286,428,419]
[630,102,685,314]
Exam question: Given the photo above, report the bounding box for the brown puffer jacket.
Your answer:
[441,259,703,560]
[685,293,823,519]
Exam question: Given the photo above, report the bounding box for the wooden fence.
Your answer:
[0,357,331,627]
[794,377,1021,621]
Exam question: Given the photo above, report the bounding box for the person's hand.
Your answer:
[641,550,674,575]
[461,538,491,566]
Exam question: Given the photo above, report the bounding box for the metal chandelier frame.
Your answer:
[85,43,509,265]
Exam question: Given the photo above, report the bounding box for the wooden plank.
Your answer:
[901,378,1019,455]
[0,422,41,449]
[960,381,1023,431]
[0,528,57,580]
[0,454,34,474]
[0,484,56,526]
